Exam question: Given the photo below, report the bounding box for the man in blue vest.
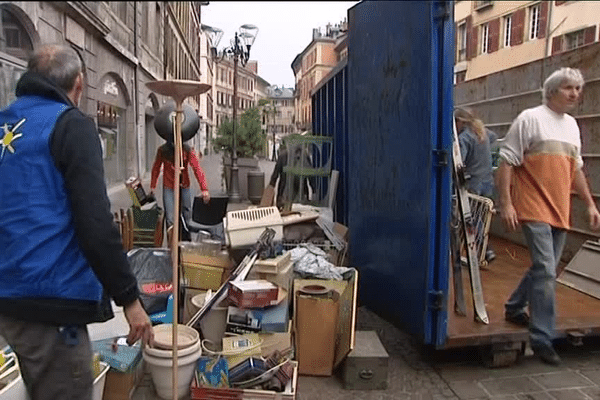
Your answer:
[0,44,154,399]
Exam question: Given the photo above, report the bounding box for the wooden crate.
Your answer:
[190,361,298,399]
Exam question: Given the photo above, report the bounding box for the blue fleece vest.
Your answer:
[0,95,103,303]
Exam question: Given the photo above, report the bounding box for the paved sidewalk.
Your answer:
[129,305,600,400]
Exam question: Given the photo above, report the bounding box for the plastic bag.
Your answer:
[127,248,172,314]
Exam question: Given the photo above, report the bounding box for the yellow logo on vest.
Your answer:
[1,118,26,162]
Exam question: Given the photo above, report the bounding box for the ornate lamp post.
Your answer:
[206,24,258,202]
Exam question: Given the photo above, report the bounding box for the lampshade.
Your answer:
[154,100,200,143]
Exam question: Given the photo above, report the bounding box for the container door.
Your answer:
[347,1,453,346]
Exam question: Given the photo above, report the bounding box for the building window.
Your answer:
[481,23,489,54]
[503,15,512,47]
[475,0,493,10]
[1,7,34,61]
[529,4,540,40]
[457,22,467,61]
[565,29,586,50]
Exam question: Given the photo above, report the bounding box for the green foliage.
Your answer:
[213,107,265,158]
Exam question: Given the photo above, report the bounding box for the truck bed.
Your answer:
[446,236,600,348]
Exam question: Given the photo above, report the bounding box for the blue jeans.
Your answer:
[163,186,191,228]
[505,222,567,348]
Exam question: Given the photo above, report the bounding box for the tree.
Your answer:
[213,107,265,158]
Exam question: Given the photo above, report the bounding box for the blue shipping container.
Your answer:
[345,0,454,347]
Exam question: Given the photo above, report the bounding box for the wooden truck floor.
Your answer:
[446,236,600,349]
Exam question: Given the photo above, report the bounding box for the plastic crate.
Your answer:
[224,207,283,248]
[183,262,226,290]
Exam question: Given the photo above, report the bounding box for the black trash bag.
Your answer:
[127,248,172,314]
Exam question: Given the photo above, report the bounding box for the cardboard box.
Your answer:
[258,322,293,357]
[295,289,340,376]
[293,268,358,376]
[102,359,144,400]
[253,252,292,274]
[229,280,279,308]
[248,257,294,292]
[226,293,290,334]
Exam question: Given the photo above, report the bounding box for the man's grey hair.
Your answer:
[543,67,584,104]
[27,44,83,93]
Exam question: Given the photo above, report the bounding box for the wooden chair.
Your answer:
[119,208,133,251]
[153,208,165,247]
[122,206,165,249]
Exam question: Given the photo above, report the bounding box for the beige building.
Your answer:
[455,0,599,82]
[212,56,257,130]
[263,85,295,159]
[292,20,347,131]
[0,1,209,193]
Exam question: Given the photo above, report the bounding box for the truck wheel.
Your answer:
[479,342,526,368]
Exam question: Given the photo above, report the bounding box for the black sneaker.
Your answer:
[532,345,561,366]
[505,312,530,327]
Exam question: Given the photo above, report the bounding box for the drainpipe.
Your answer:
[163,1,168,80]
[133,2,143,177]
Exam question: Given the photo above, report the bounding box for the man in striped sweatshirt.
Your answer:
[497,67,600,365]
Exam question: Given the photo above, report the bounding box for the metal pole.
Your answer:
[171,101,183,400]
[229,32,241,202]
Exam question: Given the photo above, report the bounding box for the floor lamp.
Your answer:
[145,80,211,400]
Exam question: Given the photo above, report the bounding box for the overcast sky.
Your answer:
[201,1,359,88]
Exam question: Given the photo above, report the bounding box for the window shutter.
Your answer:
[466,16,478,60]
[489,18,500,53]
[551,35,562,54]
[584,25,597,44]
[511,8,525,46]
[454,22,459,64]
[538,1,549,38]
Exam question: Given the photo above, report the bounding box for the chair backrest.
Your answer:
[119,208,132,251]
[154,208,165,247]
[126,208,134,250]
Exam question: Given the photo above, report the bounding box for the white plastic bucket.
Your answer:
[144,340,200,359]
[191,293,228,350]
[143,346,202,399]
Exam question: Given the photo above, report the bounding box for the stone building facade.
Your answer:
[0,1,210,196]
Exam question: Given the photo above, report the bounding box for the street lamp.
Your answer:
[206,23,258,203]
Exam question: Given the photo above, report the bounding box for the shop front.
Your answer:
[96,73,130,186]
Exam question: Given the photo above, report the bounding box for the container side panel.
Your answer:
[347,1,445,342]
